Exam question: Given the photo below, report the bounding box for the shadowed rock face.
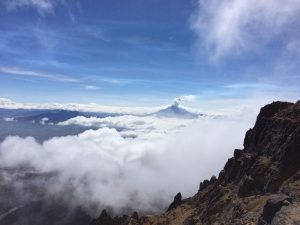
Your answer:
[220,101,300,196]
[90,100,300,225]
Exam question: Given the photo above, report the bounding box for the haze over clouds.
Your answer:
[0,97,163,115]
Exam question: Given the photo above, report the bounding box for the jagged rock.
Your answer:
[244,101,300,180]
[90,210,114,225]
[218,101,300,197]
[210,175,217,183]
[199,176,217,192]
[234,149,243,159]
[258,194,292,225]
[131,212,138,220]
[167,192,182,211]
[199,179,210,191]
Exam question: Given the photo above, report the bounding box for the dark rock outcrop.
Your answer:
[218,101,300,197]
[90,210,114,225]
[89,210,141,225]
[131,212,139,220]
[167,192,182,211]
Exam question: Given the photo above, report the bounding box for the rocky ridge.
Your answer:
[91,101,300,225]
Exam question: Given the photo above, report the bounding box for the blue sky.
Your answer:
[0,0,299,106]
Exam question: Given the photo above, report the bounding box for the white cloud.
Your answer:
[3,0,57,14]
[59,115,198,139]
[0,116,253,213]
[191,0,300,59]
[3,117,16,122]
[223,83,279,90]
[0,67,81,83]
[173,95,196,106]
[40,117,49,125]
[85,85,100,91]
[0,98,15,105]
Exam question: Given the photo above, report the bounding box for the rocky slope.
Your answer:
[91,100,300,225]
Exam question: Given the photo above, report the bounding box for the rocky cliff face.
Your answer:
[91,101,300,225]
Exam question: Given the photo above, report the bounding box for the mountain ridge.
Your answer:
[91,100,300,225]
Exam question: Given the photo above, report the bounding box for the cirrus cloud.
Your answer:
[0,66,81,83]
[84,85,100,91]
[3,0,57,14]
[191,0,300,59]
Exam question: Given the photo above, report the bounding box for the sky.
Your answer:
[0,0,299,106]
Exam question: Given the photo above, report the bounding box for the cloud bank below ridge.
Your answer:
[0,115,254,214]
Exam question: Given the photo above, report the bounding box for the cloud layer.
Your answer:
[58,115,198,139]
[0,115,254,214]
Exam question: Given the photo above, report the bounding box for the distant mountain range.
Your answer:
[0,102,205,124]
[16,110,85,124]
[0,109,123,124]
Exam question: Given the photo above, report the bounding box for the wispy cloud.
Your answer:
[3,0,57,14]
[82,75,145,86]
[2,0,79,20]
[191,0,300,59]
[173,95,196,105]
[0,66,81,83]
[223,83,279,90]
[84,85,100,91]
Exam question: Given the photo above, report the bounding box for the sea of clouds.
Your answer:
[0,111,256,214]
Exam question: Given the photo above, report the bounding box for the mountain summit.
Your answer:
[152,101,203,119]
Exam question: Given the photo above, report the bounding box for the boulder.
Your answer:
[258,194,292,225]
